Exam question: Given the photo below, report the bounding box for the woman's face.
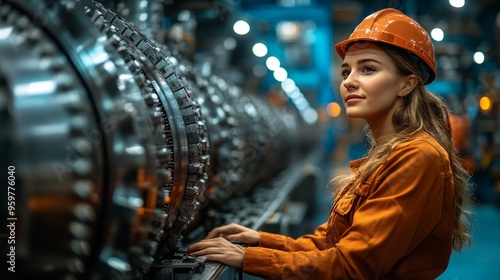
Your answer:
[339,43,407,127]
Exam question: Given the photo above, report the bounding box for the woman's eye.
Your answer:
[363,66,375,73]
[341,69,350,79]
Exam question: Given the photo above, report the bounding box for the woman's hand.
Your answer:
[187,237,246,268]
[205,223,260,246]
[186,223,261,268]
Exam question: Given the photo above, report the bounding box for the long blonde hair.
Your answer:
[332,42,473,251]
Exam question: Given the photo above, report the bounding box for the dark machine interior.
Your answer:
[0,0,323,279]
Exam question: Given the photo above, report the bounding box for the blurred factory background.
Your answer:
[1,0,499,279]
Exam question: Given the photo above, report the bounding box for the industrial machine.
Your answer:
[0,0,323,279]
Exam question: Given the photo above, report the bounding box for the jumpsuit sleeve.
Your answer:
[243,143,450,279]
[258,222,328,251]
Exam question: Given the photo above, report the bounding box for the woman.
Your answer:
[188,8,472,279]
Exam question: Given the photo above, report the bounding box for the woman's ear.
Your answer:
[398,74,418,97]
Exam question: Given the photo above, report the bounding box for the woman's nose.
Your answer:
[342,72,357,90]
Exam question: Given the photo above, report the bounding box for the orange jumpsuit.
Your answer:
[243,132,455,279]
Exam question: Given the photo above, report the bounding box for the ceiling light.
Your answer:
[449,0,465,8]
[473,51,485,64]
[252,43,268,57]
[273,67,288,82]
[266,56,281,71]
[276,21,301,42]
[233,20,250,35]
[280,78,296,93]
[431,28,444,41]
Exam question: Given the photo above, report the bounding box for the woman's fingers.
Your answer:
[205,223,260,245]
[187,237,245,268]
[206,223,246,239]
[188,238,220,253]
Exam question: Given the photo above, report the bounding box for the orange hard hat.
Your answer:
[335,8,436,84]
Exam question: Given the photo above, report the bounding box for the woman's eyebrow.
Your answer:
[341,58,382,68]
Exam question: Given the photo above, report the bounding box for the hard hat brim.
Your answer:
[334,38,436,84]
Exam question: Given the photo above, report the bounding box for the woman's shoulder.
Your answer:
[392,132,451,170]
[397,132,446,153]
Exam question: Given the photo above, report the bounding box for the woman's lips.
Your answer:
[345,95,364,105]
